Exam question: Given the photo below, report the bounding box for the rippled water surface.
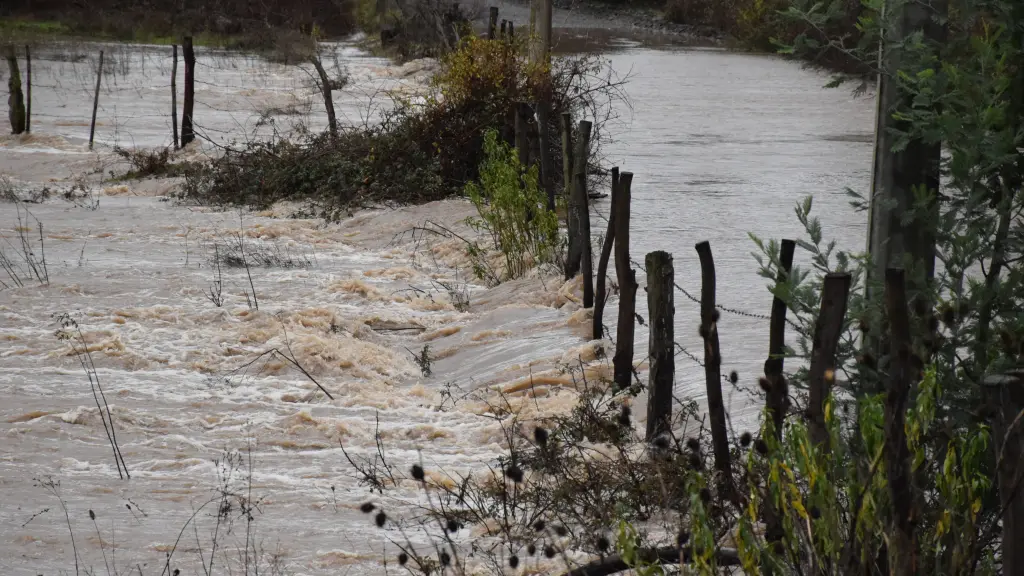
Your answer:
[1,38,873,575]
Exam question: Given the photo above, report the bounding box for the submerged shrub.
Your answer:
[465,130,560,282]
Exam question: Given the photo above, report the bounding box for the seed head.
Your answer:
[89,510,96,521]
[509,555,519,568]
[740,431,752,447]
[533,519,546,532]
[534,427,549,447]
[729,370,738,384]
[398,552,408,565]
[555,525,568,537]
[685,437,700,451]
[755,438,769,455]
[439,551,450,566]
[446,518,460,533]
[676,530,690,547]
[410,464,425,482]
[699,487,711,503]
[544,545,556,559]
[360,502,376,514]
[687,453,702,470]
[375,511,387,527]
[596,536,610,552]
[810,506,821,519]
[505,464,524,483]
[652,434,670,450]
[618,405,632,428]
[527,543,537,556]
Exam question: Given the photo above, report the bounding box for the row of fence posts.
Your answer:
[521,84,1022,576]
[6,38,196,150]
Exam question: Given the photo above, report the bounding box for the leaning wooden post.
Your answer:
[88,50,104,150]
[573,120,594,307]
[612,173,636,390]
[488,7,499,39]
[500,20,507,37]
[24,45,31,133]
[807,272,852,448]
[180,36,196,147]
[646,250,674,441]
[593,167,619,340]
[764,239,796,439]
[171,44,179,149]
[984,367,1024,576]
[560,112,573,198]
[883,268,916,576]
[695,241,730,478]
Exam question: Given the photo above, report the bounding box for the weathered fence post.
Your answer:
[537,101,554,211]
[574,120,594,307]
[883,268,916,576]
[593,167,619,340]
[171,44,179,149]
[6,45,26,135]
[764,239,796,439]
[807,272,852,448]
[508,21,515,41]
[695,241,731,479]
[89,50,104,150]
[514,103,530,168]
[488,7,499,39]
[24,45,30,133]
[613,173,635,391]
[564,119,590,281]
[984,367,1024,576]
[500,20,507,37]
[180,36,196,147]
[311,56,338,137]
[560,112,573,198]
[646,250,674,441]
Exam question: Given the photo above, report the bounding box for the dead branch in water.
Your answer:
[227,346,335,401]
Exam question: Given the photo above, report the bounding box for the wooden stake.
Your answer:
[488,7,499,39]
[89,50,103,150]
[560,111,573,198]
[645,250,674,441]
[573,120,594,307]
[612,173,635,391]
[24,45,31,133]
[764,238,796,438]
[695,241,730,478]
[807,272,852,448]
[593,167,618,340]
[171,44,179,149]
[180,36,196,147]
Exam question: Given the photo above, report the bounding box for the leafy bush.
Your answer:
[465,130,561,282]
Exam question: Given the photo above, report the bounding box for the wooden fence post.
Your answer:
[514,103,530,168]
[593,167,619,340]
[574,120,594,308]
[6,45,27,135]
[646,250,674,441]
[883,268,916,576]
[180,36,196,147]
[807,272,852,448]
[613,173,635,391]
[171,44,179,149]
[488,7,499,39]
[695,241,730,478]
[89,50,104,150]
[564,119,590,281]
[984,368,1024,576]
[500,20,507,37]
[764,239,796,439]
[537,101,554,211]
[560,112,573,198]
[508,21,514,41]
[24,45,31,133]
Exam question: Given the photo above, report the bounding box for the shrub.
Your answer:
[465,129,561,282]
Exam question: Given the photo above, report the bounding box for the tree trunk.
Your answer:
[612,173,636,391]
[180,36,196,147]
[5,45,26,135]
[171,44,179,149]
[311,56,338,137]
[593,167,618,340]
[695,241,730,478]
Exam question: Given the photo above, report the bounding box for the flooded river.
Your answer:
[1,35,872,575]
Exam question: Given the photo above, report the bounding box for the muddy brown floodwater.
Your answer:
[1,33,873,576]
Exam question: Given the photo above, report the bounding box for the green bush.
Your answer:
[464,130,561,282]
